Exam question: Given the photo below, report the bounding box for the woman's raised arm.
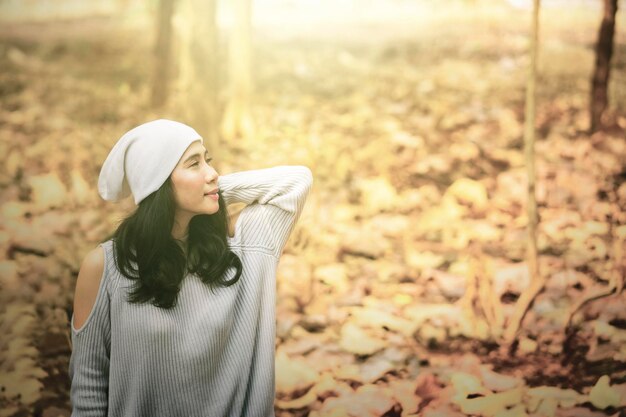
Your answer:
[218,165,313,258]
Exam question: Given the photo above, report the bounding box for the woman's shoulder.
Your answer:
[72,241,114,332]
[79,240,114,275]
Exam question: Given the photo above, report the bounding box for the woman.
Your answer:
[69,119,313,417]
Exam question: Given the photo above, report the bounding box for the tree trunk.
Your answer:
[183,0,219,150]
[590,0,618,133]
[151,0,176,108]
[221,0,255,142]
[503,0,543,345]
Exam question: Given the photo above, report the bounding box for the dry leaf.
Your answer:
[359,357,395,383]
[357,176,399,214]
[525,386,587,410]
[403,304,461,328]
[450,372,491,398]
[479,366,523,392]
[367,214,411,239]
[276,386,318,410]
[315,384,397,417]
[493,404,528,417]
[589,375,620,410]
[492,262,530,297]
[405,249,445,270]
[1,376,42,405]
[341,229,391,259]
[594,321,626,344]
[445,178,488,211]
[0,261,19,293]
[277,254,313,302]
[349,306,417,337]
[275,349,319,394]
[70,169,92,205]
[453,387,522,416]
[338,322,385,355]
[314,264,349,293]
[26,173,67,210]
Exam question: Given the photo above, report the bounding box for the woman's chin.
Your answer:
[202,205,220,215]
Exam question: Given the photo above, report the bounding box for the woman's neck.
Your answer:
[172,211,193,241]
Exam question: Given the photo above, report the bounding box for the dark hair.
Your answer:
[102,177,242,309]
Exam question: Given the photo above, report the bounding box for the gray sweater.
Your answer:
[69,166,313,417]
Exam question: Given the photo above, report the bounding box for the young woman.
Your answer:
[69,119,313,417]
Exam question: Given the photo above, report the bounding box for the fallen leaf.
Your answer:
[479,366,523,392]
[359,357,395,383]
[316,384,397,417]
[517,337,538,354]
[403,304,461,328]
[0,373,43,406]
[453,387,522,416]
[426,269,467,299]
[388,379,421,415]
[314,263,349,293]
[414,372,443,404]
[589,375,620,410]
[341,229,391,259]
[492,262,530,297]
[357,176,399,214]
[450,372,491,398]
[554,406,608,417]
[338,322,385,355]
[367,214,411,238]
[594,321,626,344]
[405,249,446,270]
[275,386,318,410]
[277,254,313,303]
[26,173,67,210]
[0,261,19,292]
[493,404,528,417]
[349,306,417,337]
[70,169,92,205]
[445,178,488,211]
[525,386,587,410]
[275,349,319,394]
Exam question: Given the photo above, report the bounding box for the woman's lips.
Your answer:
[204,192,219,201]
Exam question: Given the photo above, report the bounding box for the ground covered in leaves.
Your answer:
[0,3,625,417]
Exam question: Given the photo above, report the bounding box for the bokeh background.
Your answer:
[0,0,625,416]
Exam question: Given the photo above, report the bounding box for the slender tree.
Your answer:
[221,0,255,142]
[151,0,176,108]
[184,0,219,149]
[503,0,543,345]
[590,0,619,132]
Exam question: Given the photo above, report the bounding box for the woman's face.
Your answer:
[170,141,220,217]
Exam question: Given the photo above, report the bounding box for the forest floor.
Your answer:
[0,2,626,417]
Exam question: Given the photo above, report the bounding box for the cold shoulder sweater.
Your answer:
[68,165,313,417]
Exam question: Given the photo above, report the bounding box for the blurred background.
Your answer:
[0,0,625,416]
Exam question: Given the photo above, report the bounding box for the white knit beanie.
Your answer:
[98,119,203,205]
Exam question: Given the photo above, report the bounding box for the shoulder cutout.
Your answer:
[72,245,105,331]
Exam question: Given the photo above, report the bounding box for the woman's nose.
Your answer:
[205,165,219,182]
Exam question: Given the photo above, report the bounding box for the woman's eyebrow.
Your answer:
[184,150,210,164]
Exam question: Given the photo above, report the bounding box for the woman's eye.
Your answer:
[191,158,212,167]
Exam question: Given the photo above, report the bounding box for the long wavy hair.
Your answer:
[102,176,243,309]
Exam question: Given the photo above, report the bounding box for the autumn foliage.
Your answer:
[0,2,625,417]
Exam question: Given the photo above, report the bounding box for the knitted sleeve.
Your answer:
[218,165,313,258]
[68,243,112,417]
